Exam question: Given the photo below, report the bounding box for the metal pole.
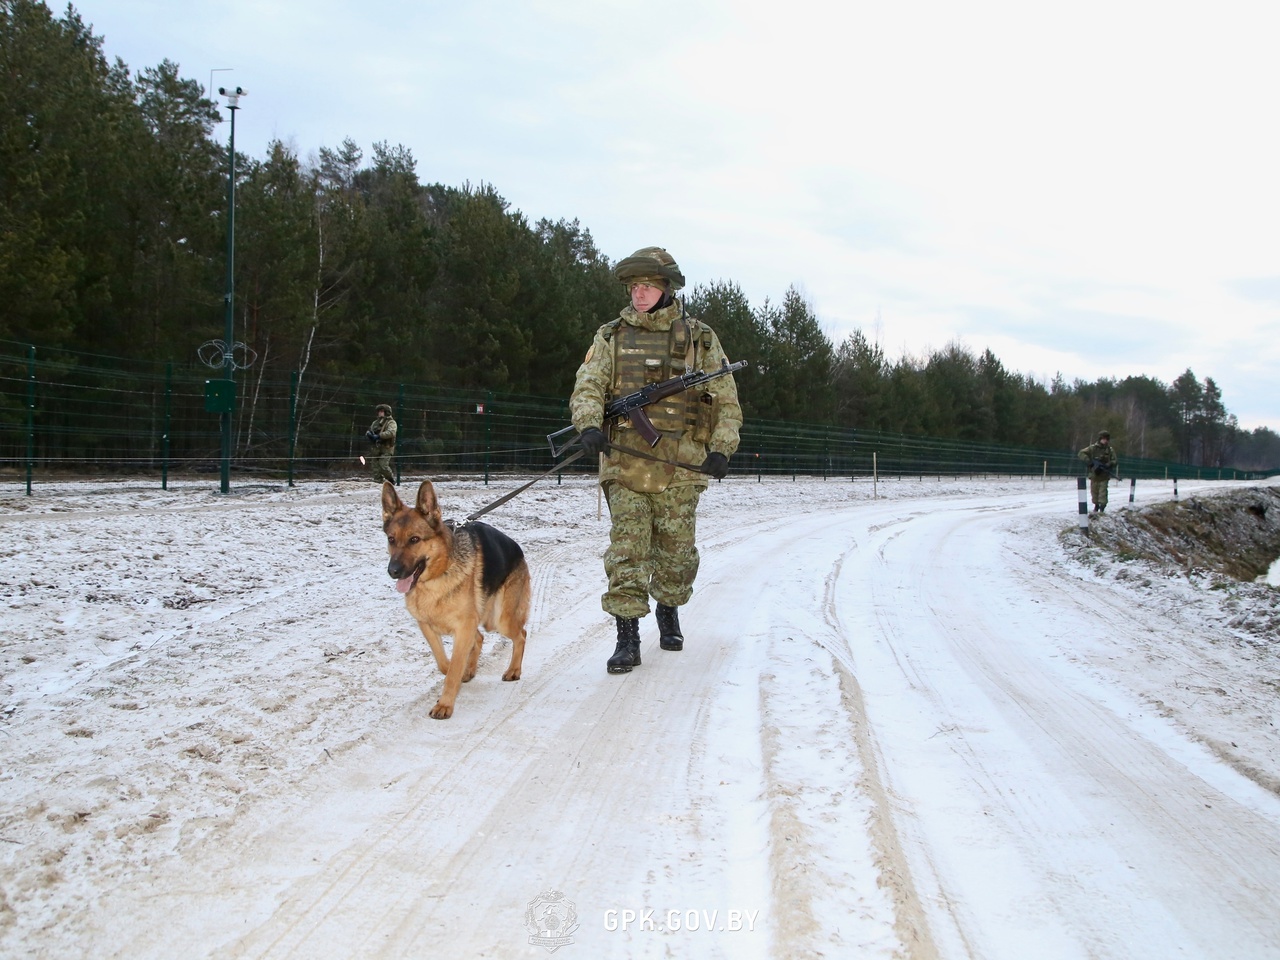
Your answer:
[25,345,35,496]
[287,369,298,487]
[1077,476,1090,535]
[483,391,492,485]
[220,97,238,494]
[162,361,172,489]
[395,383,405,486]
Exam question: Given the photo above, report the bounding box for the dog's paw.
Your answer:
[502,668,521,682]
[429,700,454,720]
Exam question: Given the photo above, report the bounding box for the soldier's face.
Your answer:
[630,283,664,312]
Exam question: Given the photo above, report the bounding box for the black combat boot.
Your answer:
[607,616,641,674]
[656,603,684,651]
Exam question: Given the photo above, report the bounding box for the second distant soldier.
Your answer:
[366,403,398,484]
[1078,430,1118,513]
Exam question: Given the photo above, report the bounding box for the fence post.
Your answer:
[162,362,172,490]
[483,390,492,485]
[1077,477,1090,535]
[395,383,405,486]
[873,451,879,499]
[25,345,35,496]
[287,370,299,488]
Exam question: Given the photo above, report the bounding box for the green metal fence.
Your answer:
[0,341,1270,491]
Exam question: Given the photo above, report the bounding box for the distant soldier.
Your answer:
[366,404,398,484]
[1078,430,1118,513]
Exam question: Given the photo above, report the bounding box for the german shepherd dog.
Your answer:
[381,480,529,719]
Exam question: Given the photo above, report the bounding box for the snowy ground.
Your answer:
[2,472,1279,959]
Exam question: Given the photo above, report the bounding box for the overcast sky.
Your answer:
[71,0,1280,430]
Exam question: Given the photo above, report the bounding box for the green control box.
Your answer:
[204,379,237,413]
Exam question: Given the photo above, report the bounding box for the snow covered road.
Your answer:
[2,476,1278,958]
[832,489,1280,959]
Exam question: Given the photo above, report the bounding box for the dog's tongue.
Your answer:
[396,576,413,594]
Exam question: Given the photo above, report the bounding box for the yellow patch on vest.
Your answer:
[583,345,595,363]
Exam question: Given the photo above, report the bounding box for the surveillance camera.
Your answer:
[218,86,248,97]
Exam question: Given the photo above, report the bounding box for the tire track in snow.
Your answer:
[840,493,1280,960]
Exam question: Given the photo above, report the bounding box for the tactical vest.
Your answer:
[597,311,721,493]
[614,322,687,439]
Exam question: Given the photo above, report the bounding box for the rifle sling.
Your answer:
[602,440,714,475]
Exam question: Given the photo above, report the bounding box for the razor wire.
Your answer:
[198,339,259,371]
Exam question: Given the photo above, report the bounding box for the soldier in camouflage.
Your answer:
[366,404,398,484]
[570,246,743,674]
[1078,430,1118,513]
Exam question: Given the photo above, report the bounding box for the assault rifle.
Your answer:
[1088,458,1118,480]
[547,359,747,457]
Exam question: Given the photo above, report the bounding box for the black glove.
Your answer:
[703,452,730,479]
[366,430,380,443]
[577,427,609,455]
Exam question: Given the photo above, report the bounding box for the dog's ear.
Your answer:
[380,481,402,526]
[415,479,443,528]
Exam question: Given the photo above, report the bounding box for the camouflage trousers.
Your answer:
[370,454,395,484]
[601,482,703,619]
[1090,475,1110,509]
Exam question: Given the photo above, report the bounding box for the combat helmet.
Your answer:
[613,246,686,292]
[1098,430,1110,441]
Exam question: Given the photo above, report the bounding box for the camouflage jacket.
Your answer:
[1078,441,1117,476]
[369,415,398,453]
[570,299,742,493]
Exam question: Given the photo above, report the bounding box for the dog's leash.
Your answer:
[463,449,586,523]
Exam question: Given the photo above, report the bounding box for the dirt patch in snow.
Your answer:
[1065,487,1280,643]
[1058,485,1280,795]
[1106,487,1280,581]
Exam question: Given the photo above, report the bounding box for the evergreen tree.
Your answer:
[920,342,987,440]
[531,217,617,397]
[352,141,438,380]
[1170,369,1204,463]
[685,280,766,420]
[0,0,138,346]
[128,59,224,360]
[423,182,534,390]
[758,287,835,423]
[831,328,886,430]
